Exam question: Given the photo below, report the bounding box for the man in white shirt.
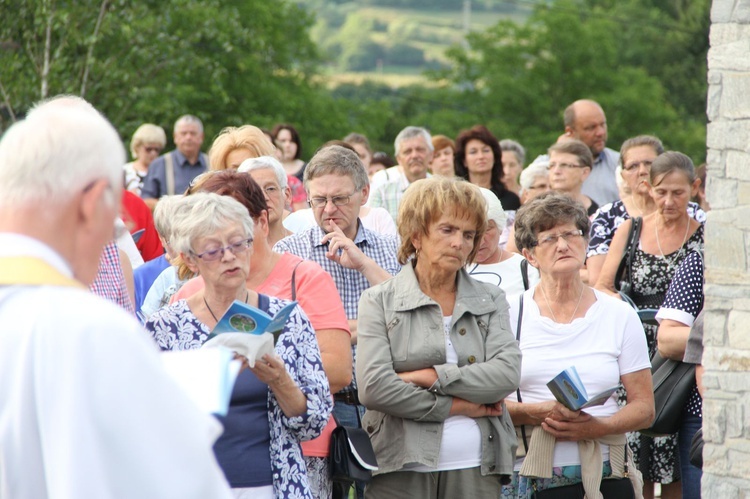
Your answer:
[0,96,232,499]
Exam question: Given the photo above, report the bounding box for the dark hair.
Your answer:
[651,151,696,187]
[619,135,664,167]
[193,170,267,220]
[454,125,506,195]
[371,151,397,168]
[271,123,302,160]
[514,192,590,252]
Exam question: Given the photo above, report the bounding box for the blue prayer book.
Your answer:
[546,366,619,411]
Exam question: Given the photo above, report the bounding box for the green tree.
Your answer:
[436,0,705,161]
[0,0,348,154]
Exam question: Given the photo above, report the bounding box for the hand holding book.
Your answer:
[546,366,620,411]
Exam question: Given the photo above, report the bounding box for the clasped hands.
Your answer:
[538,400,598,441]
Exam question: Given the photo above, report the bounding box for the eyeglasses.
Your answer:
[144,146,163,154]
[623,160,653,172]
[308,192,355,208]
[547,162,583,170]
[263,185,282,196]
[192,238,253,262]
[532,229,584,248]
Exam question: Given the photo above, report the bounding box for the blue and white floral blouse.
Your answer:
[145,294,332,499]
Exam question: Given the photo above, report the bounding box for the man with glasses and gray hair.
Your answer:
[0,96,232,498]
[274,144,401,498]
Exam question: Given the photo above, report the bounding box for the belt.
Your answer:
[333,390,360,405]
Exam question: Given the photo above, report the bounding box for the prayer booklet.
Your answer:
[202,300,297,366]
[161,347,241,416]
[546,366,620,411]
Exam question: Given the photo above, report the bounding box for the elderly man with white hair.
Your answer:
[467,188,540,295]
[0,96,232,499]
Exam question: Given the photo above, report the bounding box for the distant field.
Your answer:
[303,1,531,87]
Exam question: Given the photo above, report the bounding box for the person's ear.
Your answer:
[360,185,370,206]
[580,165,592,182]
[181,252,200,275]
[78,179,112,230]
[691,177,701,198]
[255,210,270,238]
[521,247,539,269]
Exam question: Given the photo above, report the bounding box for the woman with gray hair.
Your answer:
[504,192,653,498]
[144,192,332,499]
[238,156,294,245]
[467,188,539,295]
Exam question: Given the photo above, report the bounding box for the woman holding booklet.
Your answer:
[503,192,654,499]
[144,192,332,499]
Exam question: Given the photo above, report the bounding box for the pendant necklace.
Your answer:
[655,218,690,273]
[540,283,585,324]
[204,290,249,323]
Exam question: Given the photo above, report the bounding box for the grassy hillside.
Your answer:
[297,0,531,87]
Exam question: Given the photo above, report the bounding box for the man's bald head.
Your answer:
[563,99,608,157]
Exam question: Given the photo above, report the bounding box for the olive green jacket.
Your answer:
[356,263,521,477]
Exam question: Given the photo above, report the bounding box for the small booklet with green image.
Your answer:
[202,300,297,366]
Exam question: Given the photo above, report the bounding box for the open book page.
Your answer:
[160,347,242,416]
[203,300,298,366]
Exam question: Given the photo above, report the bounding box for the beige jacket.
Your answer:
[356,264,522,477]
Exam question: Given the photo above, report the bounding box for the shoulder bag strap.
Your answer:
[290,260,303,301]
[164,153,175,196]
[626,217,643,286]
[515,294,529,453]
[521,258,530,291]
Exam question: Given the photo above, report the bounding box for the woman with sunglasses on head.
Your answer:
[144,192,332,499]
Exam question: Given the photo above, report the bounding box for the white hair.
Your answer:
[478,187,507,229]
[170,193,254,256]
[519,157,550,194]
[237,156,288,188]
[153,195,184,240]
[0,95,124,208]
[394,126,434,156]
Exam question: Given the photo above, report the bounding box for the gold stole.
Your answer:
[0,257,85,289]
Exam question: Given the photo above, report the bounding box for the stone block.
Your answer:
[711,0,733,23]
[708,82,722,121]
[728,312,750,350]
[706,120,750,151]
[709,37,750,71]
[726,151,750,179]
[711,23,750,48]
[703,310,727,346]
[706,148,724,175]
[727,404,745,438]
[705,224,745,268]
[702,476,740,496]
[721,73,750,119]
[706,177,739,209]
[736,1,750,23]
[703,398,726,444]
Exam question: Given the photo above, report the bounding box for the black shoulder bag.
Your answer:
[329,410,378,499]
[614,217,642,306]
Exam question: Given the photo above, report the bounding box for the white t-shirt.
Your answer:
[0,234,232,499]
[467,252,540,297]
[508,287,650,468]
[406,315,482,472]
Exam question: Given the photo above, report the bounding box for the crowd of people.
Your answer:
[0,95,707,499]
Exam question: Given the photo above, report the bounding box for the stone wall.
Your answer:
[702,0,750,495]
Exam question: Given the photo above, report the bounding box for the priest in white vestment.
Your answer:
[0,96,233,498]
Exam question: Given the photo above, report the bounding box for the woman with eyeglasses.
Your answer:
[503,192,653,498]
[144,192,332,499]
[547,139,599,217]
[586,136,706,286]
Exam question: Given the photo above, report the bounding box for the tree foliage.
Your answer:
[0,0,350,153]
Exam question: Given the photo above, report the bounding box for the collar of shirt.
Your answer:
[0,233,73,277]
[172,149,207,169]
